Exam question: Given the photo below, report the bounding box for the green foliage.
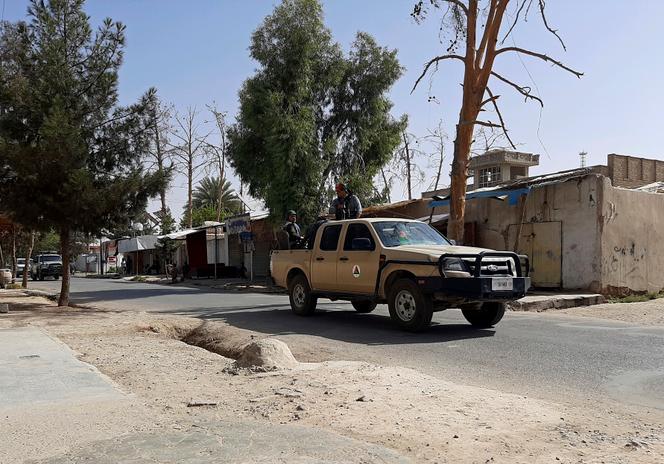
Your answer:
[179,205,219,229]
[0,0,165,238]
[192,176,242,214]
[154,237,181,273]
[608,291,664,304]
[159,209,176,235]
[227,0,405,224]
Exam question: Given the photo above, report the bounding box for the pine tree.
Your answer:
[0,0,165,305]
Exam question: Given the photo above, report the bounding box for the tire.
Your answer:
[461,302,505,328]
[31,272,36,281]
[53,275,59,280]
[288,274,317,316]
[38,273,44,281]
[387,278,433,332]
[352,300,377,313]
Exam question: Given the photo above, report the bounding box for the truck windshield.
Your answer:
[41,255,61,262]
[373,221,451,248]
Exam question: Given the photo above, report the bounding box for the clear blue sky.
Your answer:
[4,0,664,217]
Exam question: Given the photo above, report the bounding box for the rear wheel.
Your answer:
[461,302,505,328]
[388,278,433,332]
[288,274,317,316]
[351,300,377,313]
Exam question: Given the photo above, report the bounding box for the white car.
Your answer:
[0,268,12,289]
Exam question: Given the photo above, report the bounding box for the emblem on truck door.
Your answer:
[352,265,361,278]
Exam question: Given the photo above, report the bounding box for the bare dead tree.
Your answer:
[392,130,426,200]
[144,93,174,216]
[169,107,211,229]
[205,103,230,222]
[423,121,448,192]
[412,0,582,242]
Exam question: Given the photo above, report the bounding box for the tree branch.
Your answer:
[538,0,566,51]
[491,71,543,107]
[485,87,516,149]
[439,0,469,16]
[411,54,465,93]
[500,0,529,45]
[496,46,583,78]
[460,120,501,129]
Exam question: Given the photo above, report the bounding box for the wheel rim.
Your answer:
[293,283,306,307]
[395,290,417,321]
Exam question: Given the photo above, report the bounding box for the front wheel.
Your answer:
[53,275,59,280]
[461,302,505,328]
[38,273,44,281]
[351,300,377,313]
[288,274,317,316]
[388,278,433,332]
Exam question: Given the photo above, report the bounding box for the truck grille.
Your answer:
[462,259,514,276]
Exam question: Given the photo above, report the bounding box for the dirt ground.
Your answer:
[557,299,664,326]
[1,294,663,463]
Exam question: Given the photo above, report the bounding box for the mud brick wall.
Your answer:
[608,154,664,188]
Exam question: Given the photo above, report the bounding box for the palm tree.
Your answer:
[191,176,242,220]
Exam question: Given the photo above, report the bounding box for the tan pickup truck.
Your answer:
[271,218,530,332]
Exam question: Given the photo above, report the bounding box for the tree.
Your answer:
[392,131,426,201]
[206,104,232,222]
[170,107,210,229]
[411,0,582,242]
[227,0,405,224]
[179,205,218,229]
[0,0,164,305]
[424,121,447,192]
[143,91,174,216]
[192,176,242,214]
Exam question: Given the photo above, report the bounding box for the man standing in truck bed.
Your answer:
[330,182,362,220]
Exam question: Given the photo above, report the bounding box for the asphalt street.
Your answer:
[32,277,664,415]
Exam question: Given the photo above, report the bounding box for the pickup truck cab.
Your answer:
[271,218,530,331]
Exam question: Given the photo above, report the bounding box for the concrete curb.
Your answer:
[508,294,606,312]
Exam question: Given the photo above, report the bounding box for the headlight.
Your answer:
[441,257,468,272]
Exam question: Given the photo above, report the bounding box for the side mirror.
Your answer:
[351,238,373,251]
[449,239,457,246]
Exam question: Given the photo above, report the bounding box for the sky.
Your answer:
[4,0,664,219]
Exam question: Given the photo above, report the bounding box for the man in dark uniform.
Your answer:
[329,182,362,220]
[283,210,302,248]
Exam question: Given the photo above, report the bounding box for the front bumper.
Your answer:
[419,276,531,302]
[39,266,62,276]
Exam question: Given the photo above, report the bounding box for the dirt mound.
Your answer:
[235,338,299,369]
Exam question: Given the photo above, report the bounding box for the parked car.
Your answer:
[16,257,32,278]
[30,253,63,281]
[0,268,11,288]
[271,218,530,332]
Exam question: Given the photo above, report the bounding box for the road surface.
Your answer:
[32,277,664,416]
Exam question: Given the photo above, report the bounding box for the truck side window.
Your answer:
[320,225,342,251]
[343,223,375,251]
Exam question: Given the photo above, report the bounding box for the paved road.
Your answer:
[32,277,664,415]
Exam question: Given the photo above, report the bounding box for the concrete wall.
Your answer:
[460,175,603,291]
[598,177,664,294]
[608,154,664,188]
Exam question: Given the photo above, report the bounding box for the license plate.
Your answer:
[491,277,513,291]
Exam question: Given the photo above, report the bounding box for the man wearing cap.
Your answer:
[283,210,302,248]
[330,183,362,220]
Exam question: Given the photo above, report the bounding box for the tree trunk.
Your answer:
[58,228,71,307]
[402,132,412,200]
[187,159,193,228]
[21,231,36,288]
[381,168,391,203]
[448,103,479,243]
[11,227,17,280]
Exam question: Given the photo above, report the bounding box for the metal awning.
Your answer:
[117,235,159,253]
[429,187,530,207]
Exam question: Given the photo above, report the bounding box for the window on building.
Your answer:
[478,166,502,187]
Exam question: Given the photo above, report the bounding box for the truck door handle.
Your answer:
[339,257,349,261]
[315,257,324,261]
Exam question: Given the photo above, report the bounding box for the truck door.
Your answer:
[311,224,343,291]
[337,223,379,294]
